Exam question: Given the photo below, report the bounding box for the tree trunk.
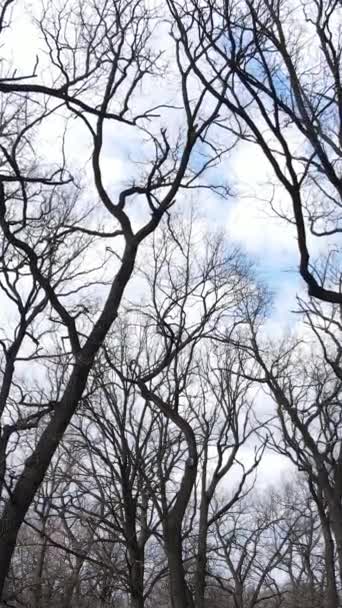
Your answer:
[194,493,209,608]
[137,383,197,608]
[61,556,84,608]
[165,520,193,608]
[128,544,145,608]
[0,241,138,597]
[32,530,48,608]
[0,362,90,595]
[329,504,342,593]
[234,582,244,608]
[319,510,339,608]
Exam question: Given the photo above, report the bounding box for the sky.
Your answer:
[2,2,305,296]
[1,0,314,487]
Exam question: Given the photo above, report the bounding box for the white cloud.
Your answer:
[226,140,297,262]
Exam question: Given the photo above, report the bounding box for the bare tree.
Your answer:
[209,479,334,608]
[119,216,264,608]
[190,345,265,608]
[0,0,229,594]
[67,363,166,608]
[167,0,342,305]
[4,450,102,608]
[237,295,342,608]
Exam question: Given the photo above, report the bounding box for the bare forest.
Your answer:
[0,0,341,606]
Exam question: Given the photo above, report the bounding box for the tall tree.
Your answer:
[167,0,342,304]
[238,297,342,608]
[0,0,227,593]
